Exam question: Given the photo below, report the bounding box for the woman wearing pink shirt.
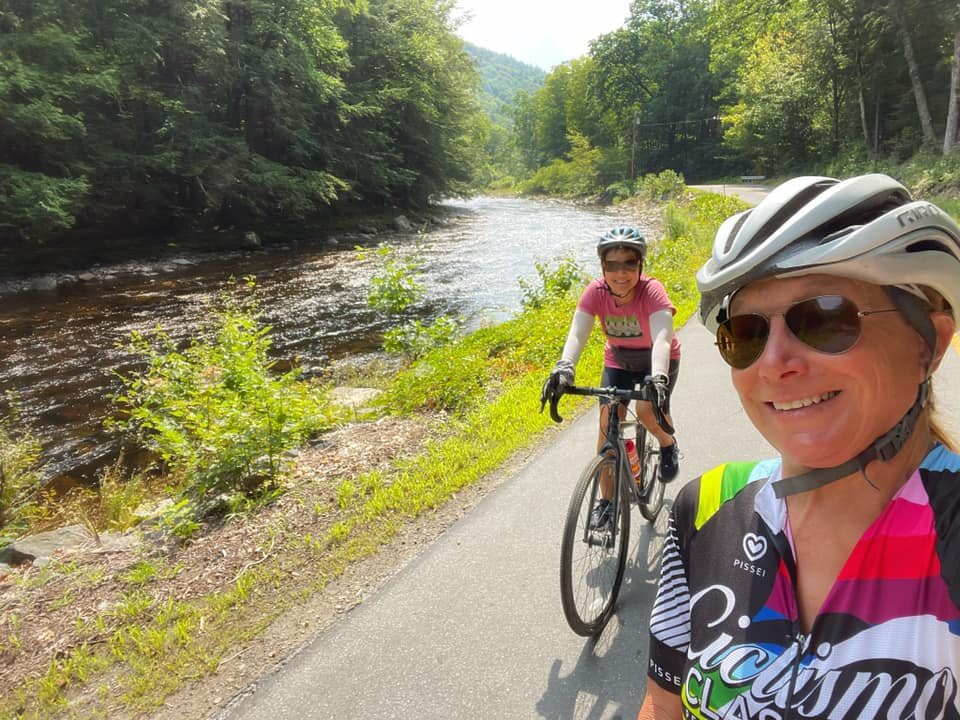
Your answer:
[542,226,681,529]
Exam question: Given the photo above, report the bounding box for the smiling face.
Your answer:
[601,247,642,298]
[728,274,930,476]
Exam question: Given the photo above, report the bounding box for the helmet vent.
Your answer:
[723,211,752,254]
[905,239,952,255]
[739,182,833,257]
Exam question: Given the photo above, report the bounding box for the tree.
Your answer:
[888,0,936,146]
[945,26,960,154]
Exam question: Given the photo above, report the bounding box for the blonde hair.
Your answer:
[929,391,959,452]
[921,287,958,451]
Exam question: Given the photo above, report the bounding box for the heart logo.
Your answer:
[742,533,767,562]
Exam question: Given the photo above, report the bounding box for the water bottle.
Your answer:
[625,439,641,484]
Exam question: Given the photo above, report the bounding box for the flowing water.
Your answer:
[1,197,645,484]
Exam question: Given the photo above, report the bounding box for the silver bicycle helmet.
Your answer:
[696,173,960,497]
[597,226,647,260]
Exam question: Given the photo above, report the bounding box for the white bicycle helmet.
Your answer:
[597,226,647,260]
[698,174,960,336]
[696,173,960,497]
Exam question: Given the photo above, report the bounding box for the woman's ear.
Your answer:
[928,311,957,374]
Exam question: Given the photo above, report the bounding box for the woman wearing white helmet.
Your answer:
[541,226,682,530]
[640,174,960,719]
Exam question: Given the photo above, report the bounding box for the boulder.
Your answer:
[393,215,414,232]
[0,525,94,569]
[241,230,262,249]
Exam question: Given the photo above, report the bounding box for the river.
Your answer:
[1,196,650,485]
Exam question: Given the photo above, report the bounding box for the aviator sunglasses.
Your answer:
[716,294,900,369]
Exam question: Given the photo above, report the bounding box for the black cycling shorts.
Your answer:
[600,358,680,415]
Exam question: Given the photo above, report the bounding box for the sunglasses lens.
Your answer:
[603,260,639,272]
[785,295,860,353]
[716,295,864,369]
[716,314,769,369]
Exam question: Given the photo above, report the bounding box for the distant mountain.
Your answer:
[463,42,546,127]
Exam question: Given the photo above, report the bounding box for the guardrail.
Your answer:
[741,175,766,184]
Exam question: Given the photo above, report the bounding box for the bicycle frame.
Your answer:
[566,384,660,544]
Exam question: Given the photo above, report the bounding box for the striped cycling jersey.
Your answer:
[647,444,960,720]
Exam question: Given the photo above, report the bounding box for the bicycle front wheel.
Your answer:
[638,427,664,523]
[559,453,631,636]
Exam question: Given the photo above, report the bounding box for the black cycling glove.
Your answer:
[540,359,575,407]
[649,373,671,416]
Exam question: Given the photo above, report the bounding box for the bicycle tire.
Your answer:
[638,427,664,522]
[559,452,631,636]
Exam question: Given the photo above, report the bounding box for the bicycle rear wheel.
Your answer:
[638,427,664,523]
[559,453,631,636]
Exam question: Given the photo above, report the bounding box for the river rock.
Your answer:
[241,230,262,249]
[30,274,59,291]
[0,525,94,569]
[358,224,378,235]
[78,272,97,282]
[171,258,196,266]
[393,215,414,232]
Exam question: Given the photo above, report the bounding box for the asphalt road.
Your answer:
[217,182,959,719]
[688,182,772,206]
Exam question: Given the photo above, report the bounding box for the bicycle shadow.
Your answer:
[535,503,671,720]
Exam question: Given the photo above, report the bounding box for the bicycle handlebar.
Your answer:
[542,382,675,435]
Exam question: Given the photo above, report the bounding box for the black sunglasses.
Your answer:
[602,259,641,272]
[716,295,900,369]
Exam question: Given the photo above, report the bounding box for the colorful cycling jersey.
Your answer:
[647,444,960,719]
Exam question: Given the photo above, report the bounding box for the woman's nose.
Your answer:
[753,316,805,378]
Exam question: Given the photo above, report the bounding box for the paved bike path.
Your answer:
[217,321,785,720]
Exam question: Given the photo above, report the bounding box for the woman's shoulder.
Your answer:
[674,459,780,531]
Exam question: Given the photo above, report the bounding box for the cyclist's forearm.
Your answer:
[560,310,594,366]
[649,310,674,377]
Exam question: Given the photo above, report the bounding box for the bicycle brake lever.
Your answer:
[653,403,675,435]
[549,395,564,423]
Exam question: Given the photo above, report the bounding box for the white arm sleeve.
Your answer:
[649,309,675,377]
[560,310,594,366]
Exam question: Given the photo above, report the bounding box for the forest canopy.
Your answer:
[501,0,960,192]
[3,0,959,256]
[0,0,487,249]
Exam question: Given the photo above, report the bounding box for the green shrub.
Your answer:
[112,282,337,507]
[636,170,686,202]
[383,315,460,359]
[357,243,425,314]
[0,402,43,546]
[518,256,587,310]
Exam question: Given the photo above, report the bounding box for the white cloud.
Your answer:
[453,0,631,71]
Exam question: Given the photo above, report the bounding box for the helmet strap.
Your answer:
[772,379,931,498]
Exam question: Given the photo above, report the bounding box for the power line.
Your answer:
[635,115,721,128]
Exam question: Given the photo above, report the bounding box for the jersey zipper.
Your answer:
[782,629,809,720]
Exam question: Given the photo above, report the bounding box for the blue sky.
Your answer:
[453,0,632,71]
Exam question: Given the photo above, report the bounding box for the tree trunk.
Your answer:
[856,51,873,157]
[890,0,936,146]
[945,28,960,155]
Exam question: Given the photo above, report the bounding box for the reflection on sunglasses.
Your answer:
[602,259,640,272]
[715,295,899,369]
